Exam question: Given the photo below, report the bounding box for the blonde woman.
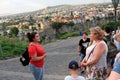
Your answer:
[114,33,120,51]
[81,27,108,80]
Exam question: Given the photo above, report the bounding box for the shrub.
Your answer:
[100,21,120,31]
[58,31,79,39]
[0,37,28,59]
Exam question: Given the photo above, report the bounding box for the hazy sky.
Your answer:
[0,0,111,16]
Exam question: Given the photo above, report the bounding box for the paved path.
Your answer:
[0,36,81,80]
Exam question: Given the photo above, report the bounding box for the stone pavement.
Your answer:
[0,36,82,80]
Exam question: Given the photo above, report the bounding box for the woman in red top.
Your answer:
[27,32,46,80]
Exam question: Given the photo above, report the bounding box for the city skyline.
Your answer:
[0,0,111,16]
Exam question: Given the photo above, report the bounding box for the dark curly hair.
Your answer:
[27,32,37,42]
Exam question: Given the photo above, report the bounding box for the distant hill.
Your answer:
[1,2,111,18]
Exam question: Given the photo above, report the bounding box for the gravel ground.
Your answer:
[0,36,82,80]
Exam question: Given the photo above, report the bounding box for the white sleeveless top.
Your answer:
[86,40,108,68]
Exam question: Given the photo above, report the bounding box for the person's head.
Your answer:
[82,32,88,39]
[68,60,79,74]
[27,32,40,42]
[115,33,120,44]
[104,27,111,34]
[90,26,104,41]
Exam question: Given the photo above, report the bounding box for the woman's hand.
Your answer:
[43,53,47,58]
[81,62,87,67]
[80,59,87,67]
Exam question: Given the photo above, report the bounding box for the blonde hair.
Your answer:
[115,33,120,40]
[90,26,105,40]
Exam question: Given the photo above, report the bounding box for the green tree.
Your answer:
[3,31,7,36]
[44,16,51,20]
[112,0,119,22]
[32,27,37,31]
[10,27,19,37]
[67,21,75,32]
[21,25,29,30]
[29,16,36,31]
[67,21,74,26]
[51,22,64,36]
[1,22,6,30]
[100,21,120,31]
[86,19,90,28]
[29,16,35,25]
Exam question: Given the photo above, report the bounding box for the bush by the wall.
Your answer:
[57,31,79,39]
[100,21,120,31]
[0,37,28,59]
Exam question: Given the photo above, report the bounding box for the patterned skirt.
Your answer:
[85,66,108,80]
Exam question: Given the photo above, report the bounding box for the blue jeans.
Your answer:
[79,53,85,62]
[29,63,44,80]
[113,59,120,74]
